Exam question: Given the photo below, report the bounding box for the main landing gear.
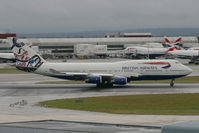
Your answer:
[170,79,175,87]
[96,81,113,88]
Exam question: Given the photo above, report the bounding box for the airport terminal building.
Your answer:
[0,33,199,58]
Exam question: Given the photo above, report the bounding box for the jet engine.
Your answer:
[113,77,127,85]
[86,76,102,84]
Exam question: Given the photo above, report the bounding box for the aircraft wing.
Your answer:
[49,68,130,80]
[48,68,140,84]
[49,68,114,78]
[49,69,87,79]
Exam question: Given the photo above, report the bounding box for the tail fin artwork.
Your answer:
[164,37,182,50]
[173,37,182,49]
[164,37,171,46]
[11,38,45,72]
[164,46,176,53]
[174,37,182,43]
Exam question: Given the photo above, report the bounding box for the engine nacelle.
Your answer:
[86,76,102,84]
[113,77,127,85]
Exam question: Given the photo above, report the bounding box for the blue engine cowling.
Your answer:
[86,76,102,84]
[113,77,127,85]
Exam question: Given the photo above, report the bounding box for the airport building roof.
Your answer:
[0,36,198,54]
[18,36,198,46]
[0,34,16,39]
[105,33,152,38]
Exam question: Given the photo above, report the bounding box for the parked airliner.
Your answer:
[120,37,182,59]
[0,53,15,63]
[164,37,199,60]
[167,49,199,59]
[122,45,176,59]
[10,38,192,87]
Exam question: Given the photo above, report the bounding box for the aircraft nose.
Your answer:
[184,66,192,75]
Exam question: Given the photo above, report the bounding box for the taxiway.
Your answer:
[0,73,199,128]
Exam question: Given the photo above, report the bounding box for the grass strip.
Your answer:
[0,68,27,74]
[40,93,199,115]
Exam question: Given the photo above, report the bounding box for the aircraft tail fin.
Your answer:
[173,37,182,50]
[11,38,45,72]
[164,37,173,48]
[174,37,182,43]
[164,36,182,50]
[164,37,171,45]
[164,46,176,53]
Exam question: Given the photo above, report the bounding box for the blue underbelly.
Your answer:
[129,75,186,81]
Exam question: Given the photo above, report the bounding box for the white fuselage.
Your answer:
[0,53,14,59]
[11,38,192,86]
[124,47,167,56]
[168,50,199,57]
[36,60,192,81]
[188,47,199,50]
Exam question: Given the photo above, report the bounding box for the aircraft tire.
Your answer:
[170,79,175,87]
[96,83,113,88]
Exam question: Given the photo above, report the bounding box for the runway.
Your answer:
[1,83,199,95]
[0,73,199,133]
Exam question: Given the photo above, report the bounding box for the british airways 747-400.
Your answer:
[10,38,192,87]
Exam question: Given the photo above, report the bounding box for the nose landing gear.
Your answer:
[170,79,175,87]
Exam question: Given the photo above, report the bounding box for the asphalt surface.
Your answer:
[0,120,161,133]
[0,66,199,133]
[1,45,199,132]
[0,73,163,133]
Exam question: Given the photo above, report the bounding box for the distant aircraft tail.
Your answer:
[10,38,46,72]
[164,46,176,53]
[164,37,182,50]
[164,37,171,46]
[173,37,182,50]
[174,37,182,43]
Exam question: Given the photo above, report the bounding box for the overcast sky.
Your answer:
[1,0,199,33]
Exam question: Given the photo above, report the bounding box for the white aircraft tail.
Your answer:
[11,38,46,72]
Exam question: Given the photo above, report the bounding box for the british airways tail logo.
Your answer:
[164,37,182,50]
[143,62,171,69]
